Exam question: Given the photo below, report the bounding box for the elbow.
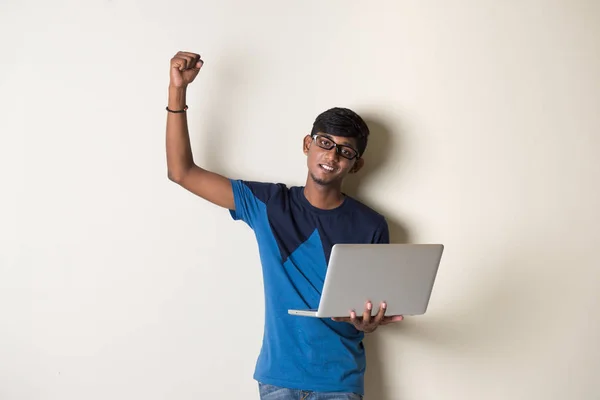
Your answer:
[167,162,200,185]
[168,163,195,184]
[167,169,185,184]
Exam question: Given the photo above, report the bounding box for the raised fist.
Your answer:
[170,51,203,88]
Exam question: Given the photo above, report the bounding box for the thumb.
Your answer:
[382,315,404,325]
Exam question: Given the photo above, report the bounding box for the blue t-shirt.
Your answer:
[229,179,389,395]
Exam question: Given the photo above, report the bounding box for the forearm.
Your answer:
[166,86,194,180]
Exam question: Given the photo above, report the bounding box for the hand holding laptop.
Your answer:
[331,300,404,333]
[288,244,444,320]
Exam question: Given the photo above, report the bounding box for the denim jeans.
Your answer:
[259,383,363,400]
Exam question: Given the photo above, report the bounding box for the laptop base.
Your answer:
[288,309,319,317]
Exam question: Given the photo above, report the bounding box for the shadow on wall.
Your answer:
[343,116,410,245]
[190,51,258,179]
[342,114,411,400]
[344,115,568,399]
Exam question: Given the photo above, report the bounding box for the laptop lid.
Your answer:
[316,243,444,318]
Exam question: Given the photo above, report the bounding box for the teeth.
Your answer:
[321,164,334,171]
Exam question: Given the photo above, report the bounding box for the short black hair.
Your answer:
[310,107,370,157]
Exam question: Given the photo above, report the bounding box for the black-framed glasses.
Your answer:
[311,134,359,160]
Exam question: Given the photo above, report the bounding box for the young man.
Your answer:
[165,51,403,399]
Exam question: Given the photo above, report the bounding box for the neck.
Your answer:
[303,177,345,210]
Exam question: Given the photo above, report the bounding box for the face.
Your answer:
[303,133,365,187]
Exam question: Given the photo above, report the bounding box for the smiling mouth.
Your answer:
[319,164,336,173]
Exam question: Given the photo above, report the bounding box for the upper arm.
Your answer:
[174,165,235,210]
[229,179,283,229]
[373,218,390,244]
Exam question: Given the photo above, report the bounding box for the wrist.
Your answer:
[168,84,187,92]
[168,85,187,109]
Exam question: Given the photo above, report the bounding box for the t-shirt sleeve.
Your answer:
[229,179,281,229]
[372,218,390,244]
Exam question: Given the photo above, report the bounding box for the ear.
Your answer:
[303,135,312,155]
[349,157,365,174]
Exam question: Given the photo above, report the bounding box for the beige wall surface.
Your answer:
[1,1,598,399]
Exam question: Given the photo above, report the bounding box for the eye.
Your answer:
[341,148,353,157]
[319,138,332,147]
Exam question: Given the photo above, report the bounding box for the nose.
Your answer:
[324,146,340,161]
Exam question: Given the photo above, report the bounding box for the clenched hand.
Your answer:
[170,51,203,88]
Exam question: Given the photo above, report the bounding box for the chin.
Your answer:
[310,172,338,187]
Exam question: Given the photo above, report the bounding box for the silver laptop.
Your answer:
[288,243,444,318]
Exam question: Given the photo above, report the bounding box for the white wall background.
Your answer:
[1,1,599,399]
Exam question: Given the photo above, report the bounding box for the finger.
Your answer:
[170,56,185,71]
[332,317,351,322]
[179,52,202,69]
[349,310,360,328]
[180,54,194,70]
[178,51,201,61]
[183,53,201,69]
[171,55,192,71]
[372,301,387,326]
[175,52,196,70]
[362,301,372,325]
[381,315,404,325]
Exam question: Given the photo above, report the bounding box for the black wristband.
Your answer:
[166,105,188,113]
